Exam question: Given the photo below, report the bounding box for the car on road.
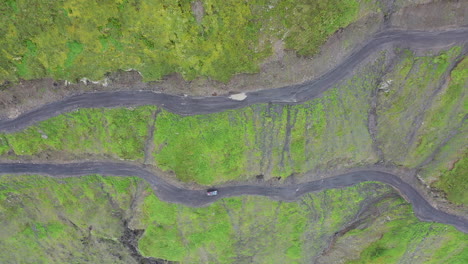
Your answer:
[206,188,218,196]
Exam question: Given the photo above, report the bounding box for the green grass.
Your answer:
[373,49,467,206]
[152,108,256,184]
[3,174,387,263]
[64,41,84,68]
[413,57,468,204]
[346,197,468,264]
[405,56,468,166]
[0,174,142,263]
[259,0,360,56]
[349,223,468,264]
[376,47,462,165]
[433,153,468,205]
[0,135,9,155]
[0,0,364,83]
[416,119,467,191]
[1,106,155,160]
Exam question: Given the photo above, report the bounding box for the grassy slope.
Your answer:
[375,49,467,205]
[0,174,141,263]
[0,0,366,84]
[0,106,155,161]
[404,57,467,166]
[327,197,468,264]
[136,182,390,263]
[419,128,468,205]
[412,57,468,205]
[0,174,465,263]
[376,47,463,165]
[433,154,468,205]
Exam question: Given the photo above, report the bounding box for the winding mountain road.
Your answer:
[1,28,467,132]
[0,162,466,233]
[0,28,467,234]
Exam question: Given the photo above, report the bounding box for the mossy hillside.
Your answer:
[405,56,468,167]
[0,0,367,84]
[319,195,468,264]
[258,0,372,56]
[0,64,379,185]
[416,125,468,205]
[0,174,142,263]
[376,47,463,165]
[351,225,468,264]
[1,174,466,263]
[374,49,468,206]
[0,106,155,160]
[412,63,467,204]
[349,209,468,263]
[433,153,468,205]
[2,173,385,263]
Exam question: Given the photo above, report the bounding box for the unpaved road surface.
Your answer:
[0,162,466,233]
[1,28,467,132]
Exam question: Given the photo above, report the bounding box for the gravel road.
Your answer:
[0,162,466,233]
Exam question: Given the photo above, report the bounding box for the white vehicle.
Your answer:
[206,189,218,196]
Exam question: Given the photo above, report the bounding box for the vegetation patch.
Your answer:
[374,49,467,201]
[346,197,467,264]
[405,56,468,166]
[0,0,366,83]
[376,47,462,165]
[0,174,143,263]
[433,154,468,205]
[1,106,155,160]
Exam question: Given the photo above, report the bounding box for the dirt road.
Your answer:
[0,162,466,233]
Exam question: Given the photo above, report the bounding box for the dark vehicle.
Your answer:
[206,188,218,196]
